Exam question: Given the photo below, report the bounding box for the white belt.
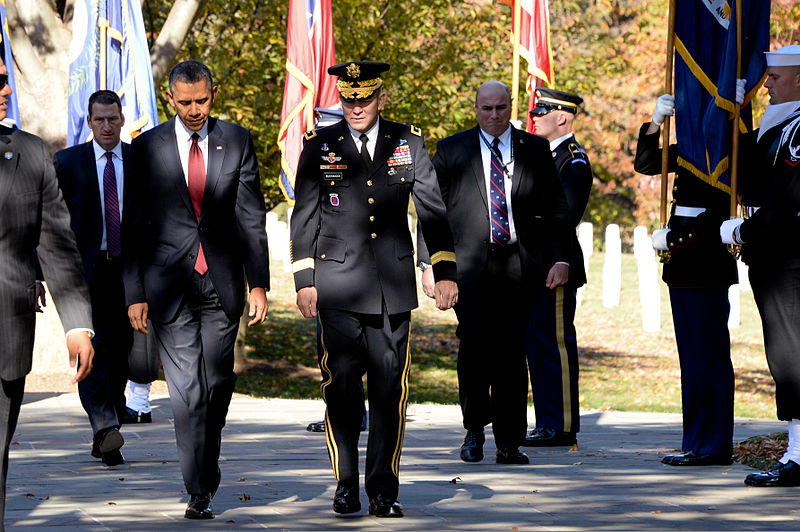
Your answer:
[674,206,706,217]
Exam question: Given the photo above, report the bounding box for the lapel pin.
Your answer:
[216,146,223,150]
[338,136,344,141]
[4,152,12,159]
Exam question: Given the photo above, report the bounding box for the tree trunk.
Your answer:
[150,0,210,86]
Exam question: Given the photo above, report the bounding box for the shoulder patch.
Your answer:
[410,125,422,137]
[304,129,318,141]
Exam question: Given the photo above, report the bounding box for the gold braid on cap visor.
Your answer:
[337,78,383,100]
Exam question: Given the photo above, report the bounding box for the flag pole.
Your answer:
[511,0,521,121]
[728,0,743,257]
[658,0,676,262]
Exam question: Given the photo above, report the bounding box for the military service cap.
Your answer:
[530,87,584,116]
[765,44,800,67]
[328,61,390,102]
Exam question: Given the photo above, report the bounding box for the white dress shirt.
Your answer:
[478,124,517,244]
[348,118,380,160]
[92,139,124,251]
[175,117,210,184]
[549,132,574,152]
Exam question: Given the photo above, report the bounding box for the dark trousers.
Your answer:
[455,244,529,449]
[527,285,580,433]
[79,255,132,435]
[0,377,24,527]
[750,265,800,421]
[669,286,733,455]
[318,308,411,501]
[152,272,239,495]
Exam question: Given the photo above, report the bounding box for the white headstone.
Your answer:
[603,224,621,308]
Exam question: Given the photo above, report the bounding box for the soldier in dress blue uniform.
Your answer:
[290,61,458,517]
[721,45,800,487]
[634,89,738,466]
[523,88,592,448]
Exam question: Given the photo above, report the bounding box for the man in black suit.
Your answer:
[419,81,571,465]
[522,88,592,448]
[55,90,131,466]
[291,61,458,518]
[0,56,94,526]
[720,45,800,486]
[123,60,269,519]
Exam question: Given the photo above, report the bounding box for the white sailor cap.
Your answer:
[765,45,800,67]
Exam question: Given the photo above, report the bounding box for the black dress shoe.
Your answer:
[460,429,485,462]
[522,427,577,447]
[120,407,152,424]
[368,495,403,517]
[661,450,732,466]
[92,428,124,465]
[185,493,214,519]
[745,460,800,487]
[333,482,361,514]
[307,420,325,432]
[496,446,530,464]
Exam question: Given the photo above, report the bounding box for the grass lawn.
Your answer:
[240,252,776,420]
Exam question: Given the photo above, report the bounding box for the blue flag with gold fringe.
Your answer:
[67,0,158,147]
[673,0,770,193]
[0,0,21,127]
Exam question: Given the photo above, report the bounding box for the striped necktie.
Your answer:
[103,152,121,257]
[489,137,510,245]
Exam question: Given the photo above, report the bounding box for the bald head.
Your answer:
[475,81,512,138]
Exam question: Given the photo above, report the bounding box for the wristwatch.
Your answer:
[419,262,431,272]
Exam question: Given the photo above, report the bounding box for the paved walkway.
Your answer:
[4,393,796,531]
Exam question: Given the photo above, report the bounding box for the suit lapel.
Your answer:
[335,121,363,174]
[510,128,524,200]
[121,143,132,215]
[468,127,489,215]
[158,118,195,218]
[204,117,225,220]
[81,142,101,212]
[0,129,19,212]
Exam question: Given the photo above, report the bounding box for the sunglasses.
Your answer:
[0,74,8,89]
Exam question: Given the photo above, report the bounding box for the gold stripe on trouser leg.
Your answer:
[391,321,413,476]
[318,319,340,480]
[555,286,573,433]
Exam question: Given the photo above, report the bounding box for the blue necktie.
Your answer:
[489,137,510,245]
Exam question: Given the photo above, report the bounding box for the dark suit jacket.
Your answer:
[290,119,457,315]
[0,125,92,380]
[419,125,571,292]
[54,141,131,282]
[123,117,269,322]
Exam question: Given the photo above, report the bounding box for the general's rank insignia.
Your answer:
[387,145,412,167]
[3,152,12,160]
[321,143,329,151]
[329,193,340,206]
[322,152,342,163]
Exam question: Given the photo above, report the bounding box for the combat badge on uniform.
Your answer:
[323,152,342,163]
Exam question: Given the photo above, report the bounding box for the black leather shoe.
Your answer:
[460,429,485,462]
[120,407,152,424]
[333,482,361,514]
[368,495,403,517]
[745,460,800,487]
[185,494,214,519]
[522,427,577,447]
[92,428,124,465]
[661,450,732,466]
[496,446,530,464]
[102,449,125,466]
[307,420,325,432]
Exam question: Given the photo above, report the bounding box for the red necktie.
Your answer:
[188,133,208,274]
[103,152,121,257]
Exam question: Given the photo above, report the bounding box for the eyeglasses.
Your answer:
[0,74,8,89]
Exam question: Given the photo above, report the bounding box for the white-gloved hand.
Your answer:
[735,78,747,105]
[720,218,744,245]
[651,228,670,251]
[652,94,675,126]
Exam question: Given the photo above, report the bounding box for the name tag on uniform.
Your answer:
[324,172,343,181]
